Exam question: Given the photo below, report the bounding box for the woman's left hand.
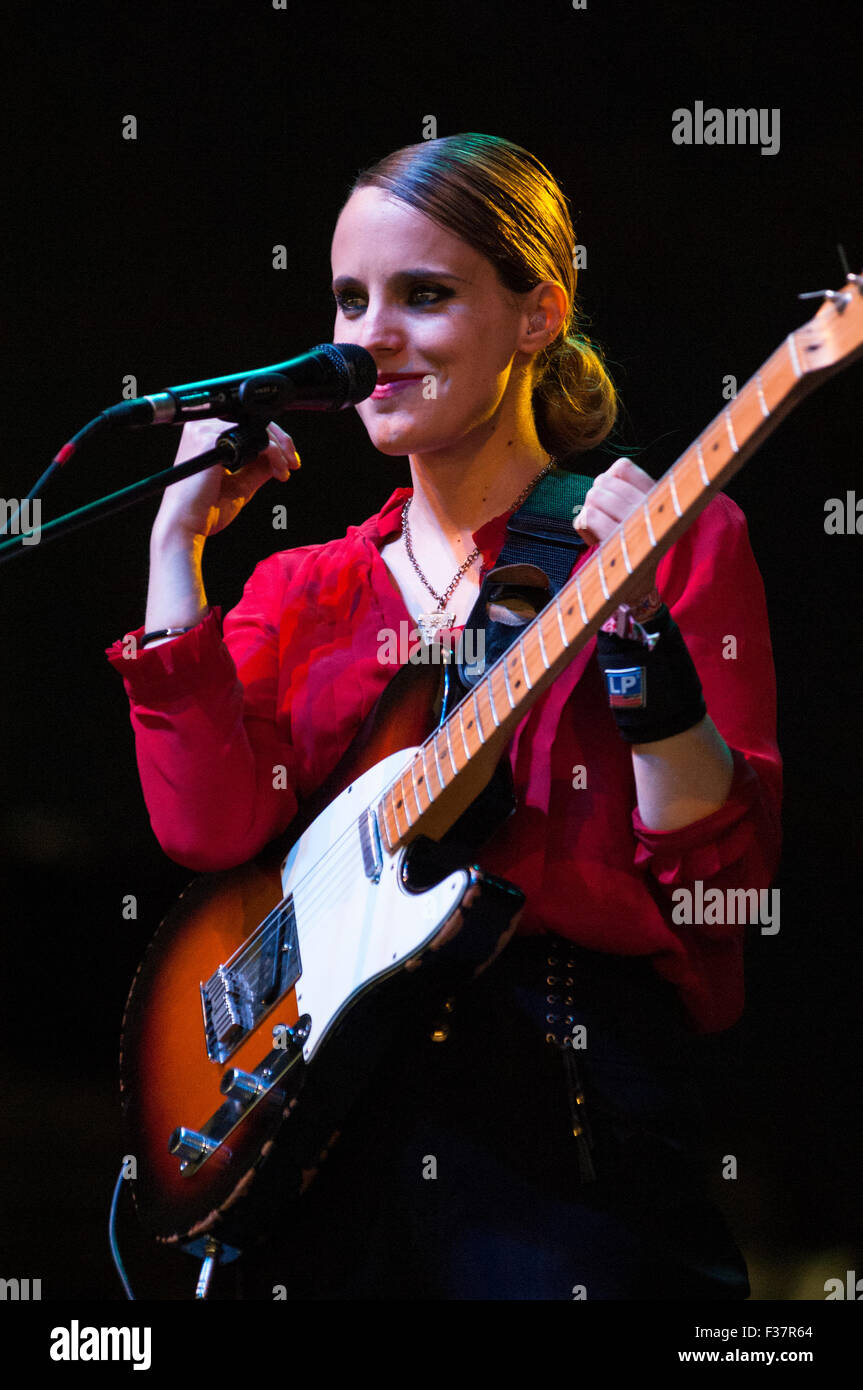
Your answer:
[573,456,659,597]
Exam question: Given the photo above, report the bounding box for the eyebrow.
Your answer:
[331,268,469,292]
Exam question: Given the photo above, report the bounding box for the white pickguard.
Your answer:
[279,748,469,1062]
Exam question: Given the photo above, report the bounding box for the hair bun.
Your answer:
[533,332,617,457]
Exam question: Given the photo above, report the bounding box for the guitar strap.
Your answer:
[455,466,591,691]
[445,468,600,1184]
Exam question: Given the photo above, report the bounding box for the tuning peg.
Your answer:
[798,286,855,312]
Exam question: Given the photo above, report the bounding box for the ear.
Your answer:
[517,280,568,357]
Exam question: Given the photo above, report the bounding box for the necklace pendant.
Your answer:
[417,610,455,645]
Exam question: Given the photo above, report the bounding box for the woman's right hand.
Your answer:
[151,418,301,547]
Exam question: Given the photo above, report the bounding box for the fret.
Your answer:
[596,550,610,600]
[432,731,445,790]
[487,675,500,727]
[472,689,486,743]
[519,635,532,690]
[756,370,770,418]
[419,743,435,799]
[399,775,415,829]
[669,470,682,518]
[409,758,422,818]
[724,406,739,453]
[575,577,589,625]
[696,440,710,487]
[620,526,633,574]
[537,617,550,670]
[787,332,802,379]
[643,500,657,547]
[444,718,457,772]
[502,656,515,709]
[380,794,398,848]
[458,703,470,760]
[555,594,569,647]
[390,786,407,838]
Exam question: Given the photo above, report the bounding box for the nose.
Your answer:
[338,294,407,359]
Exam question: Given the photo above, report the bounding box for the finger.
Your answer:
[264,425,301,475]
[606,456,653,491]
[267,423,301,468]
[573,488,625,542]
[587,475,649,521]
[573,502,608,545]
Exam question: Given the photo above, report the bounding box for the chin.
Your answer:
[364,420,426,455]
[363,414,465,459]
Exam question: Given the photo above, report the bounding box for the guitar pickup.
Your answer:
[200,899,300,1064]
[359,806,383,883]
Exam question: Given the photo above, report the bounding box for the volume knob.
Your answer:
[220,1068,265,1101]
[168,1126,217,1160]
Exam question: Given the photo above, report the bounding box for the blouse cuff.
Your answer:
[631,749,761,882]
[104,607,236,701]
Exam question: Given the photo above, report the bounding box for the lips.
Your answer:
[370,372,425,400]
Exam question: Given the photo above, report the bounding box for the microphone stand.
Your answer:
[0,419,271,567]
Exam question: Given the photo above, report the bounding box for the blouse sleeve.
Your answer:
[105,553,300,872]
[630,492,782,914]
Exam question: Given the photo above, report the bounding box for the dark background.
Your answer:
[1,0,860,1304]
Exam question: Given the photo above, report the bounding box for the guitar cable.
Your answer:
[109,1164,136,1300]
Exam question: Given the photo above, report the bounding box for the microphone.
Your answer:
[101,343,377,428]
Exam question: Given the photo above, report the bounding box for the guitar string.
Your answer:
[215,615,553,987]
[217,761,474,995]
[213,582,581,986]
[217,810,373,972]
[224,809,415,984]
[227,528,589,973]
[210,545,607,986]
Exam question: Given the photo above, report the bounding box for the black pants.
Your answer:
[235,933,749,1300]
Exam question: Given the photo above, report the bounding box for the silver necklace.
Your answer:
[402,457,556,643]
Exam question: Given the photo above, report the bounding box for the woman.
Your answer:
[107,133,781,1299]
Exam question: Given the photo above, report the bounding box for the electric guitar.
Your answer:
[120,273,863,1263]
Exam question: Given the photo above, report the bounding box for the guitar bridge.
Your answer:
[200,897,301,1063]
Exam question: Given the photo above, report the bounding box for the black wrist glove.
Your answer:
[595,603,706,743]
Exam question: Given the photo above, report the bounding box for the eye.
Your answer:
[332,290,363,312]
[332,283,455,314]
[409,284,449,305]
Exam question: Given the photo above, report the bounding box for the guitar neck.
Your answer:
[376,292,862,850]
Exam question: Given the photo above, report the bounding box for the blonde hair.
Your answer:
[347,132,618,459]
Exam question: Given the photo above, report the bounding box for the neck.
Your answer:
[406,430,553,548]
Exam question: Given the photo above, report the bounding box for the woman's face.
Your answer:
[330,185,537,458]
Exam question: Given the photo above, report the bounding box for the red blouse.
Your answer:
[106,484,782,1033]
